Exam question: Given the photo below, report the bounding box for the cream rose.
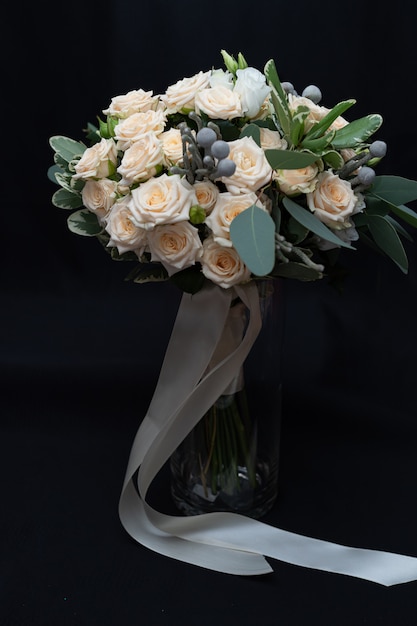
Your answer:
[115,109,166,151]
[259,127,288,151]
[306,170,361,228]
[81,179,118,224]
[275,163,319,196]
[160,70,211,114]
[287,94,328,132]
[105,196,148,256]
[73,138,118,180]
[195,84,243,120]
[193,180,219,214]
[129,173,196,229]
[159,128,184,166]
[201,236,251,289]
[147,221,203,275]
[233,67,271,119]
[205,191,264,246]
[102,89,159,118]
[117,133,164,186]
[221,136,273,194]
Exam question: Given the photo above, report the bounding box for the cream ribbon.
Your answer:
[119,280,417,585]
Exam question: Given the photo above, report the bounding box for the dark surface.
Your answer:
[2,2,417,624]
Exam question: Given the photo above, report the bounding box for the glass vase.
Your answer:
[170,278,285,519]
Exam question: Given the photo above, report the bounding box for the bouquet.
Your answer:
[48,50,417,581]
[49,50,417,294]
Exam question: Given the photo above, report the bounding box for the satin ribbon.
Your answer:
[119,280,417,585]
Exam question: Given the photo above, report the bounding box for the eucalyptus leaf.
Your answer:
[265,149,319,170]
[283,196,354,249]
[49,135,87,163]
[274,261,323,281]
[67,209,103,236]
[385,215,414,242]
[52,188,83,210]
[331,114,383,149]
[240,123,261,146]
[368,176,417,206]
[366,214,408,273]
[230,205,276,276]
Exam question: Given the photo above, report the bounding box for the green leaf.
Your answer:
[385,215,414,242]
[390,204,417,229]
[52,188,83,210]
[331,114,383,149]
[274,261,323,281]
[264,58,292,141]
[322,150,344,170]
[49,135,86,163]
[240,123,261,146]
[366,214,408,273]
[47,164,62,184]
[367,175,417,206]
[265,149,319,170]
[230,205,276,276]
[303,100,356,141]
[282,196,354,249]
[300,131,335,152]
[67,209,103,236]
[169,265,206,294]
[125,262,168,284]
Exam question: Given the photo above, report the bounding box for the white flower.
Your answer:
[81,179,117,224]
[114,109,166,151]
[117,133,164,186]
[195,84,243,120]
[102,89,159,118]
[201,236,251,289]
[159,128,185,166]
[147,221,203,275]
[259,127,287,151]
[205,191,265,247]
[193,180,220,214]
[233,67,271,119]
[160,70,211,114]
[221,136,273,194]
[307,170,361,228]
[209,69,234,89]
[274,163,320,196]
[73,138,118,180]
[129,173,196,229]
[105,196,148,256]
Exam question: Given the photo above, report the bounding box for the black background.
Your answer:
[2,2,417,624]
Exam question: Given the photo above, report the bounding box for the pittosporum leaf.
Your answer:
[67,209,103,236]
[331,114,383,149]
[52,188,83,210]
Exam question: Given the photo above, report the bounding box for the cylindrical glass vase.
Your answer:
[170,278,285,519]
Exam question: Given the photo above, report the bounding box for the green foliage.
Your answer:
[230,206,276,277]
[67,210,103,236]
[265,149,320,170]
[282,197,354,249]
[331,114,383,149]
